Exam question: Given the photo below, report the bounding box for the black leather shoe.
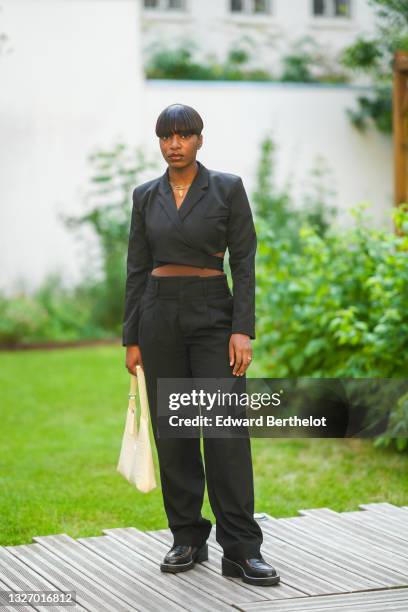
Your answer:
[160,543,208,573]
[222,555,280,586]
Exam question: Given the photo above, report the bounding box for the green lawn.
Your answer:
[1,346,407,546]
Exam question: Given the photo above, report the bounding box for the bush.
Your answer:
[255,203,408,378]
[280,37,350,84]
[0,274,112,344]
[374,390,408,452]
[145,40,272,81]
[252,138,408,451]
[145,37,350,84]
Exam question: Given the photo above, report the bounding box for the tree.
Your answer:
[340,0,408,133]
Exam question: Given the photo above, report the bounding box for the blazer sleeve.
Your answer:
[122,188,153,346]
[226,177,257,340]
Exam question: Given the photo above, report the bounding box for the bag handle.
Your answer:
[128,370,138,436]
[128,365,150,435]
[135,365,150,421]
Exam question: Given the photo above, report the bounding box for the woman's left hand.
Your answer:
[229,333,253,376]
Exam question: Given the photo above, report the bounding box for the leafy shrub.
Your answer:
[252,139,408,451]
[280,37,350,84]
[145,45,216,80]
[145,37,350,84]
[145,40,273,81]
[0,274,105,343]
[374,390,408,452]
[0,293,49,343]
[255,203,408,378]
[144,39,269,82]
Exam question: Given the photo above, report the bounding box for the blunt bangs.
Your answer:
[155,104,203,138]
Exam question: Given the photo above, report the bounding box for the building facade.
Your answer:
[141,0,377,81]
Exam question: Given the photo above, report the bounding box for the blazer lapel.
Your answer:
[177,160,209,222]
[155,160,223,268]
[157,159,209,225]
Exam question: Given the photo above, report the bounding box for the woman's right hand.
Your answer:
[125,345,143,375]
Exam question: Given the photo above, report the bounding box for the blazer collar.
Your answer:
[157,159,209,223]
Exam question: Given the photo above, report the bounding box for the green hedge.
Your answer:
[255,203,408,378]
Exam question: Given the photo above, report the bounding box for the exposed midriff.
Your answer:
[152,252,225,277]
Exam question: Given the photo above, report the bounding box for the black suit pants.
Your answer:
[138,273,263,559]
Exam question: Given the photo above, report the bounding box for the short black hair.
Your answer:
[155,103,203,138]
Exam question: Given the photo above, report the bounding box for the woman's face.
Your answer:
[159,131,202,169]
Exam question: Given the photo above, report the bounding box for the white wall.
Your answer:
[0,1,393,294]
[0,0,144,293]
[141,80,393,230]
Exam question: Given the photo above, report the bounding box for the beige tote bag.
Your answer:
[117,364,157,493]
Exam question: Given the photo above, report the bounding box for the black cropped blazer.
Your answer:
[122,160,257,345]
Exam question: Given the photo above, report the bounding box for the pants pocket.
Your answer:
[206,295,234,329]
[138,294,157,340]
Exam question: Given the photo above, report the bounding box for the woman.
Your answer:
[123,103,279,587]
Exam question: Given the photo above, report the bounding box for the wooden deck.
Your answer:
[1,502,407,611]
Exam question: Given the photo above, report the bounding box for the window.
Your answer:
[313,0,325,15]
[167,0,185,8]
[143,0,186,10]
[334,0,350,16]
[253,0,269,13]
[229,0,271,15]
[231,0,244,11]
[313,0,351,17]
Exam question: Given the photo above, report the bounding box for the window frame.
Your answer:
[311,0,352,19]
[143,0,187,12]
[229,0,272,16]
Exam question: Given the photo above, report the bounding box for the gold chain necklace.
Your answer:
[169,181,192,198]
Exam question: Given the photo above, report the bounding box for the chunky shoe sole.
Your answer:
[222,556,280,586]
[160,543,208,573]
